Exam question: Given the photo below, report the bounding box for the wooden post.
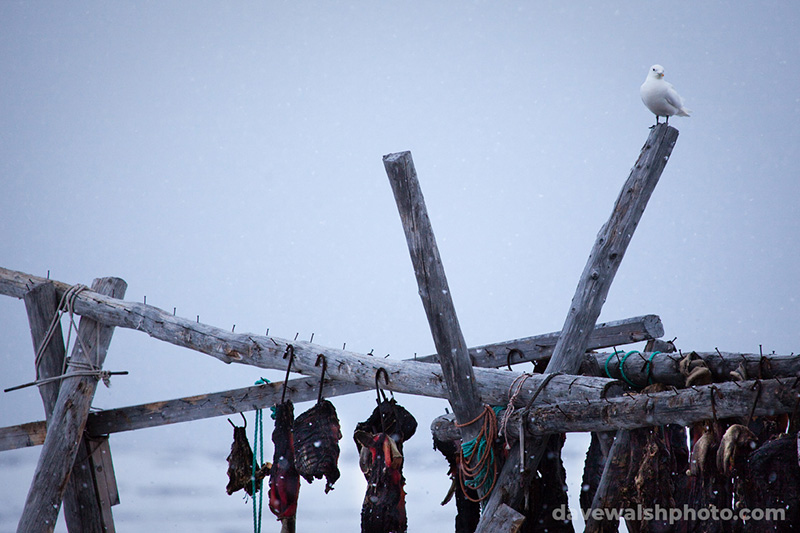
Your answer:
[17,277,127,533]
[383,150,484,440]
[476,124,680,531]
[24,282,112,532]
[23,282,67,421]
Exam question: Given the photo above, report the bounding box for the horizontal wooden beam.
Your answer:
[432,377,800,440]
[593,350,800,387]
[0,369,620,453]
[418,314,663,368]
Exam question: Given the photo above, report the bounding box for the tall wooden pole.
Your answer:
[476,124,680,532]
[17,277,126,533]
[383,150,484,440]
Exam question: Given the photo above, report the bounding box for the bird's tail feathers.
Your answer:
[677,107,691,117]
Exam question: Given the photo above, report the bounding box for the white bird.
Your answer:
[640,64,691,125]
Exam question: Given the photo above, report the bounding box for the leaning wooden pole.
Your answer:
[383,151,485,439]
[477,124,680,531]
[24,282,112,533]
[17,277,127,533]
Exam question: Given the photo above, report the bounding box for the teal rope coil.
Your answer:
[460,406,504,491]
[608,350,662,388]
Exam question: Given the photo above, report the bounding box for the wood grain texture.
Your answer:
[432,378,800,439]
[17,277,126,533]
[476,124,679,532]
[0,268,619,429]
[383,150,483,433]
[23,282,66,421]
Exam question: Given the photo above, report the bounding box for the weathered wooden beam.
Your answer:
[383,150,483,440]
[2,267,661,371]
[23,282,66,421]
[593,350,800,387]
[0,368,621,454]
[24,282,114,533]
[0,268,620,423]
[17,277,127,533]
[432,378,799,438]
[476,124,680,532]
[417,314,664,368]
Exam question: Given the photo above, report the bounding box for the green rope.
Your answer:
[252,378,269,533]
[646,351,661,385]
[604,352,619,380]
[460,406,504,491]
[618,350,640,387]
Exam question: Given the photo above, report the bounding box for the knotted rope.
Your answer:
[4,283,127,393]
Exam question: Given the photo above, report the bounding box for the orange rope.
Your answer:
[456,405,499,502]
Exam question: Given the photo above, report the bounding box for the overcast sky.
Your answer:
[1,2,799,531]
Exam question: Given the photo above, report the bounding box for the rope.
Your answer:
[605,350,662,388]
[645,351,661,385]
[618,350,639,387]
[5,284,128,393]
[456,405,500,502]
[252,378,268,533]
[499,372,531,450]
[33,284,87,379]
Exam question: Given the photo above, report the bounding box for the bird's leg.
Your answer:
[665,116,670,125]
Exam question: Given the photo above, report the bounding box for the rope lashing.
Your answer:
[499,372,532,450]
[604,350,662,388]
[4,283,128,393]
[456,404,501,502]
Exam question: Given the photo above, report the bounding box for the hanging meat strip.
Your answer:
[356,431,407,533]
[355,397,417,455]
[293,398,342,493]
[268,400,301,520]
[226,416,269,496]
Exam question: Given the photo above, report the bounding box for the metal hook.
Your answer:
[227,412,247,429]
[315,354,327,403]
[375,367,390,404]
[281,345,295,404]
[506,348,523,371]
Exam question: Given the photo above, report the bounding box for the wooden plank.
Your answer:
[476,124,680,531]
[88,436,119,528]
[484,504,525,533]
[383,150,483,436]
[431,378,799,437]
[17,277,127,533]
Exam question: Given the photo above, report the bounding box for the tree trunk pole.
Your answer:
[383,150,484,441]
[17,277,127,533]
[476,124,680,532]
[23,282,67,421]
